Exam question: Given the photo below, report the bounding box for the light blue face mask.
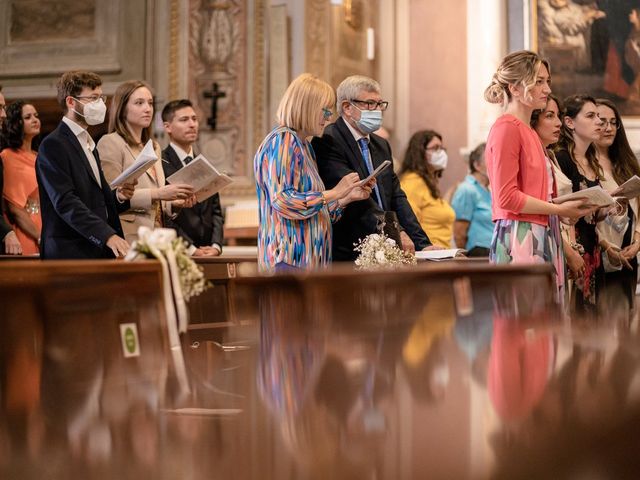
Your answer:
[352,105,383,134]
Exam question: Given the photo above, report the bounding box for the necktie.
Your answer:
[357,138,383,209]
[184,155,193,165]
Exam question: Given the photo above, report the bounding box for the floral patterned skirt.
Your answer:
[490,216,566,304]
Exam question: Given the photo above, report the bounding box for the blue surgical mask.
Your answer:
[352,105,383,134]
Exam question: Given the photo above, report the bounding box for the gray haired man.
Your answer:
[311,75,433,261]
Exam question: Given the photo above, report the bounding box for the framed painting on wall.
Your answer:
[531,0,640,116]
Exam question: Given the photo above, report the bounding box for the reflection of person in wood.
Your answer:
[253,73,373,272]
[484,51,594,305]
[0,100,42,254]
[161,99,224,257]
[98,80,195,244]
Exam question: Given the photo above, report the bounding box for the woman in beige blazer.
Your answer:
[98,80,194,243]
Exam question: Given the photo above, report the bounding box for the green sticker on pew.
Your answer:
[120,323,140,358]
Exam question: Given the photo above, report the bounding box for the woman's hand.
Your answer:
[3,231,22,255]
[620,240,640,260]
[328,172,361,201]
[604,244,633,270]
[555,199,598,220]
[565,244,585,279]
[172,194,197,210]
[338,178,375,206]
[153,183,195,201]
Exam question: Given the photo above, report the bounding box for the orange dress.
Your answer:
[1,148,41,254]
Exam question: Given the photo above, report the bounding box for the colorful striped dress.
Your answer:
[254,127,343,271]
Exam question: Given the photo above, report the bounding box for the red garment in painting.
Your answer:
[604,42,630,99]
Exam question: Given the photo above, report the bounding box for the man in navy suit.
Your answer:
[0,86,22,255]
[161,99,224,256]
[312,75,433,262]
[36,71,135,259]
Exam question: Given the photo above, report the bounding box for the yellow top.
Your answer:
[400,171,455,248]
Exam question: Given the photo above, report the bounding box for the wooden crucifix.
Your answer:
[203,82,226,130]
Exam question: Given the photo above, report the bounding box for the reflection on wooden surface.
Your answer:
[2,261,640,478]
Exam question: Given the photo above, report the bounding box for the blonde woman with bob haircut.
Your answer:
[98,80,194,243]
[484,50,595,303]
[253,73,374,272]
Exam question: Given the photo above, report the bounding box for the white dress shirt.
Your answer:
[168,143,222,254]
[62,116,101,186]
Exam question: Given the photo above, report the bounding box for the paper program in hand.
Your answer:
[552,185,614,208]
[166,154,233,202]
[109,140,158,188]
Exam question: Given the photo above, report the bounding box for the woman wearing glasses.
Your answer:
[399,130,455,248]
[484,51,594,304]
[594,98,640,306]
[0,100,42,254]
[98,80,194,243]
[555,94,608,310]
[253,73,373,272]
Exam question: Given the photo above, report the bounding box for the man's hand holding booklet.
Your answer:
[166,154,233,202]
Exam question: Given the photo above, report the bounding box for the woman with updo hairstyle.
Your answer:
[484,50,594,304]
[0,100,42,254]
[399,129,455,247]
[555,94,606,310]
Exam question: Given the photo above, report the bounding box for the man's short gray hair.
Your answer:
[336,75,381,116]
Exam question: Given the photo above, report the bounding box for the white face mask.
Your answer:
[428,149,448,169]
[74,98,107,126]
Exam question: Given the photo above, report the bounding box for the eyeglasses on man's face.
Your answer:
[350,99,389,111]
[599,118,620,130]
[74,95,107,104]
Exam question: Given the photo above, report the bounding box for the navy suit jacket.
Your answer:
[36,121,129,259]
[311,117,431,261]
[161,145,224,248]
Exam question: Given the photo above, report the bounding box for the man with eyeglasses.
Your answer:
[36,71,136,259]
[0,85,23,255]
[312,75,435,261]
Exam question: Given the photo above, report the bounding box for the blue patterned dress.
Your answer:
[254,127,343,272]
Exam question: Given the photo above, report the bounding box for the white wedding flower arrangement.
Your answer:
[354,232,417,269]
[126,227,209,332]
